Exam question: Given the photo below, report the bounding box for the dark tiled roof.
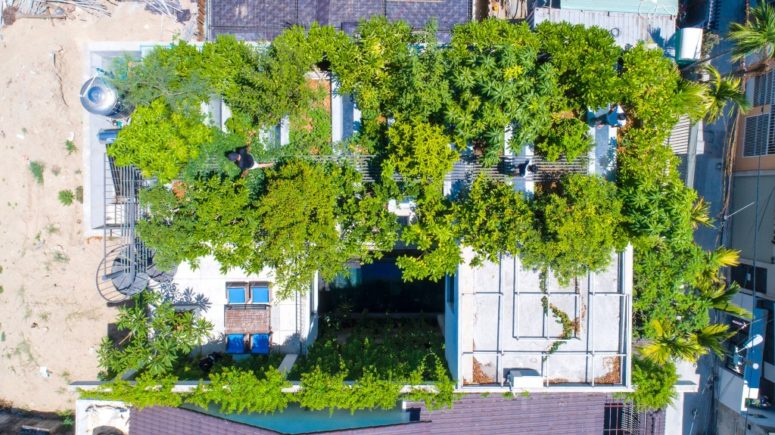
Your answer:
[208,0,471,42]
[130,406,278,434]
[129,394,667,435]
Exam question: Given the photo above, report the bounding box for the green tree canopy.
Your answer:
[536,21,622,109]
[454,176,536,266]
[629,357,678,411]
[97,292,212,379]
[254,160,394,297]
[522,174,625,283]
[109,99,213,182]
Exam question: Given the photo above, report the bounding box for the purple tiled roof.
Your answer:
[129,394,665,435]
[208,0,471,42]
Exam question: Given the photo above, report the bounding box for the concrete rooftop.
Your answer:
[455,246,633,390]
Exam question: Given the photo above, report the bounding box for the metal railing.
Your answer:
[96,154,155,304]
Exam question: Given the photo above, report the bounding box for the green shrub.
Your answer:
[628,357,678,411]
[28,161,45,185]
[189,367,291,414]
[81,373,183,409]
[534,117,593,162]
[65,140,77,155]
[58,190,74,206]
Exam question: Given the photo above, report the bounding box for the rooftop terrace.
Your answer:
[454,246,632,390]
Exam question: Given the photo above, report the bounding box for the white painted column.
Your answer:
[331,79,343,143]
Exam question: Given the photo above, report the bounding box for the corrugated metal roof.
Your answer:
[560,0,678,15]
[531,7,676,53]
[129,395,667,434]
[666,115,692,154]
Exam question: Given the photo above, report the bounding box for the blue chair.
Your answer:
[226,334,246,354]
[251,333,270,355]
[227,287,246,304]
[251,285,270,304]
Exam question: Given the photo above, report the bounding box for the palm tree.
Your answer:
[729,2,775,63]
[703,65,751,124]
[674,79,710,122]
[708,246,741,269]
[640,319,704,364]
[690,197,714,230]
[692,323,735,357]
[701,281,753,319]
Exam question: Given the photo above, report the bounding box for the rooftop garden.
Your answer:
[90,15,756,412]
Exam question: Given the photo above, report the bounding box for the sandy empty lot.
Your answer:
[0,3,187,411]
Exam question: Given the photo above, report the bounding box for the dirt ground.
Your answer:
[0,3,188,412]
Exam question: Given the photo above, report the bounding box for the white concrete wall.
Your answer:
[172,256,311,354]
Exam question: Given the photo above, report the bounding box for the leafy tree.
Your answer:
[444,19,555,164]
[329,17,415,117]
[386,119,458,189]
[180,129,245,181]
[254,160,395,298]
[628,357,678,411]
[536,21,622,108]
[97,293,212,379]
[454,176,536,265]
[138,176,258,272]
[227,25,350,128]
[619,44,684,138]
[729,2,775,62]
[110,41,211,113]
[397,192,461,282]
[109,99,213,182]
[521,174,625,283]
[534,116,593,162]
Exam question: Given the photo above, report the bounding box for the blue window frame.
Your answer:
[228,287,247,304]
[251,285,270,304]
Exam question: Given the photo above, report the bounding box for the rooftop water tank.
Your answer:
[677,28,704,64]
[79,76,128,117]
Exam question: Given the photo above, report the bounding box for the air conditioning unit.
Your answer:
[506,369,543,389]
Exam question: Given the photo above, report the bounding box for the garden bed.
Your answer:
[289,316,447,381]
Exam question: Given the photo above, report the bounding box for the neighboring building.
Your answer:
[529,0,678,52]
[206,0,473,42]
[717,65,775,433]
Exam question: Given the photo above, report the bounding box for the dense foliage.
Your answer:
[86,317,456,413]
[106,18,751,411]
[108,100,214,182]
[628,357,678,412]
[97,293,213,379]
[522,174,625,284]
